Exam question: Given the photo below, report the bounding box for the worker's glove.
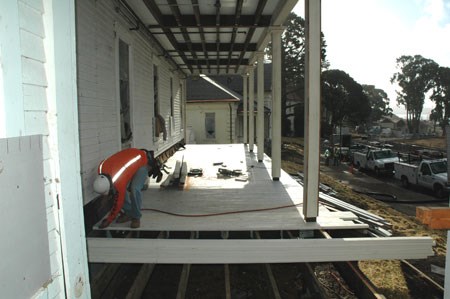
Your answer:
[152,160,163,182]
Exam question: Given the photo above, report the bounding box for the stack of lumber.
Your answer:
[416,206,450,229]
[160,160,188,188]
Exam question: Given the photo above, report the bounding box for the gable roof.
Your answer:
[381,114,404,124]
[208,63,272,94]
[187,75,240,103]
[187,63,272,103]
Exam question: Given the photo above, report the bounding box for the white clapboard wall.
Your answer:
[76,0,184,204]
[0,136,50,298]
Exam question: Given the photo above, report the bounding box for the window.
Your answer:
[420,163,431,176]
[205,113,215,139]
[170,77,174,117]
[119,39,132,147]
[179,83,183,127]
[153,65,159,116]
[169,77,174,136]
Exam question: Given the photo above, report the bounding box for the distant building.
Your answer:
[186,64,272,144]
[186,76,241,144]
[378,114,407,137]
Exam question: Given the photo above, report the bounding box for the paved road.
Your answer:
[320,162,449,216]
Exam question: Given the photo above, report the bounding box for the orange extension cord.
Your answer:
[141,203,303,218]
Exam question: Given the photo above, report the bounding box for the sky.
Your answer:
[293,0,450,119]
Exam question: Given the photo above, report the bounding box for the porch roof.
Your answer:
[122,0,297,76]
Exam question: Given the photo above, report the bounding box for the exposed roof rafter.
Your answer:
[126,0,293,75]
[142,0,193,73]
[234,0,268,73]
[167,0,201,72]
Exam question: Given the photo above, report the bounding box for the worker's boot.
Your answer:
[116,212,132,223]
[131,218,140,229]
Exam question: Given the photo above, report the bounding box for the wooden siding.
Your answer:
[1,0,66,297]
[21,0,64,297]
[1,0,91,297]
[0,136,51,299]
[76,0,184,204]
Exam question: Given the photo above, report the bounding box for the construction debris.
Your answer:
[188,168,203,176]
[160,159,188,189]
[292,172,392,235]
[217,168,243,177]
[416,206,450,229]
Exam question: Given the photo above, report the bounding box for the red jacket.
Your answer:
[98,148,148,225]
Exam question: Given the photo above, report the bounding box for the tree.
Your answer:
[362,85,392,124]
[322,70,370,136]
[430,66,450,134]
[391,55,438,134]
[266,12,328,135]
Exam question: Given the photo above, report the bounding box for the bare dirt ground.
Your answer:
[281,137,447,298]
[398,137,446,150]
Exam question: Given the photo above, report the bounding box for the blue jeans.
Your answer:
[122,166,149,219]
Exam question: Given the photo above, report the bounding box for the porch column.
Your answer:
[46,0,91,296]
[256,52,265,162]
[242,73,248,144]
[248,66,255,152]
[271,28,283,180]
[303,0,321,221]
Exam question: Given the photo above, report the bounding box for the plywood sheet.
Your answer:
[0,136,51,298]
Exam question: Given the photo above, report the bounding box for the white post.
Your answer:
[0,0,24,137]
[46,0,91,297]
[256,53,265,162]
[303,0,321,221]
[248,66,255,152]
[42,0,91,298]
[242,74,248,144]
[271,28,283,180]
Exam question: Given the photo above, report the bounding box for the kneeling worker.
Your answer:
[93,148,162,229]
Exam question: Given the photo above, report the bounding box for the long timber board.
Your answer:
[87,237,434,264]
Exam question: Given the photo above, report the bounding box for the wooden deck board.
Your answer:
[87,237,434,264]
[88,144,435,264]
[94,144,367,232]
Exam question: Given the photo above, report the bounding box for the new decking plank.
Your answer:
[87,237,434,264]
[94,144,366,232]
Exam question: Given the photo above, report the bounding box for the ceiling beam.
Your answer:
[143,0,193,73]
[185,59,249,65]
[147,15,272,28]
[215,0,221,74]
[174,43,257,52]
[191,0,210,73]
[226,0,244,73]
[234,0,268,72]
[167,0,201,72]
